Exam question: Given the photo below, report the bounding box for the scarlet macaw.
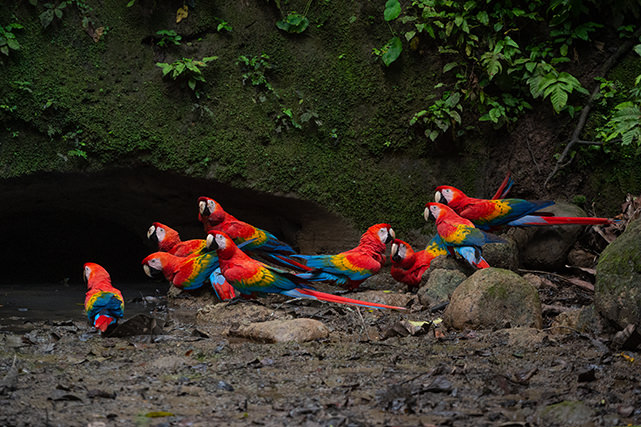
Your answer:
[198,197,296,256]
[83,263,124,333]
[434,185,614,231]
[391,174,513,287]
[141,250,237,301]
[147,222,205,257]
[278,223,396,290]
[206,230,405,310]
[424,202,503,269]
[390,236,448,290]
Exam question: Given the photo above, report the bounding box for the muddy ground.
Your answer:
[1,271,640,427]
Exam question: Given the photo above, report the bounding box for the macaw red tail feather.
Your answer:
[283,288,406,310]
[492,172,513,199]
[474,258,490,269]
[269,254,314,272]
[509,215,615,227]
[95,315,114,332]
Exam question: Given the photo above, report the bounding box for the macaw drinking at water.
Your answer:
[205,230,405,310]
[434,185,614,231]
[424,203,504,269]
[147,222,205,257]
[83,262,124,333]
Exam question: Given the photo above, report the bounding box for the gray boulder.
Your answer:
[482,235,519,271]
[417,268,467,308]
[444,268,542,330]
[595,218,641,330]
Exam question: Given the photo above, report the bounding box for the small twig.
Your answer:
[544,325,610,354]
[525,131,541,173]
[544,27,641,188]
[542,304,572,314]
[518,268,594,292]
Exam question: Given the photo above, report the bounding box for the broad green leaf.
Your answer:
[381,36,403,66]
[443,62,458,73]
[384,0,401,21]
[477,11,489,25]
[634,44,641,57]
[6,38,19,50]
[40,10,54,28]
[549,86,568,113]
[445,92,461,108]
[405,31,416,42]
[560,44,568,57]
[188,79,196,90]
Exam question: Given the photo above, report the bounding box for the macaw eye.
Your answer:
[216,234,226,248]
[208,200,216,211]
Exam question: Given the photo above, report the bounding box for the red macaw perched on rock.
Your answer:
[141,251,236,300]
[391,174,514,287]
[206,230,405,310]
[198,196,298,266]
[390,236,448,290]
[434,185,614,231]
[83,263,124,333]
[278,223,395,290]
[147,222,205,257]
[424,203,504,269]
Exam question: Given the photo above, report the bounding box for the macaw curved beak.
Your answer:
[143,264,163,280]
[424,207,434,222]
[435,191,447,205]
[390,242,400,262]
[206,234,218,251]
[199,200,210,217]
[147,225,158,244]
[385,228,395,244]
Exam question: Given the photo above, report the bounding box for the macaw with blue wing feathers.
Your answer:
[83,263,124,333]
[276,223,396,290]
[206,230,405,310]
[434,184,615,231]
[391,174,514,287]
[147,222,205,257]
[141,250,237,301]
[424,203,503,269]
[198,197,296,259]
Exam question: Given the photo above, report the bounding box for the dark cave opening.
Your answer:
[0,169,358,285]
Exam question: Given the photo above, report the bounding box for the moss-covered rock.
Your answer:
[595,218,641,330]
[444,268,542,330]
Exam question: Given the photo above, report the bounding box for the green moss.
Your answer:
[7,0,630,235]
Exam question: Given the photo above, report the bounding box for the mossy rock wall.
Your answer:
[0,1,638,232]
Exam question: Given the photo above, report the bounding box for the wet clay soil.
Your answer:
[1,281,640,427]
